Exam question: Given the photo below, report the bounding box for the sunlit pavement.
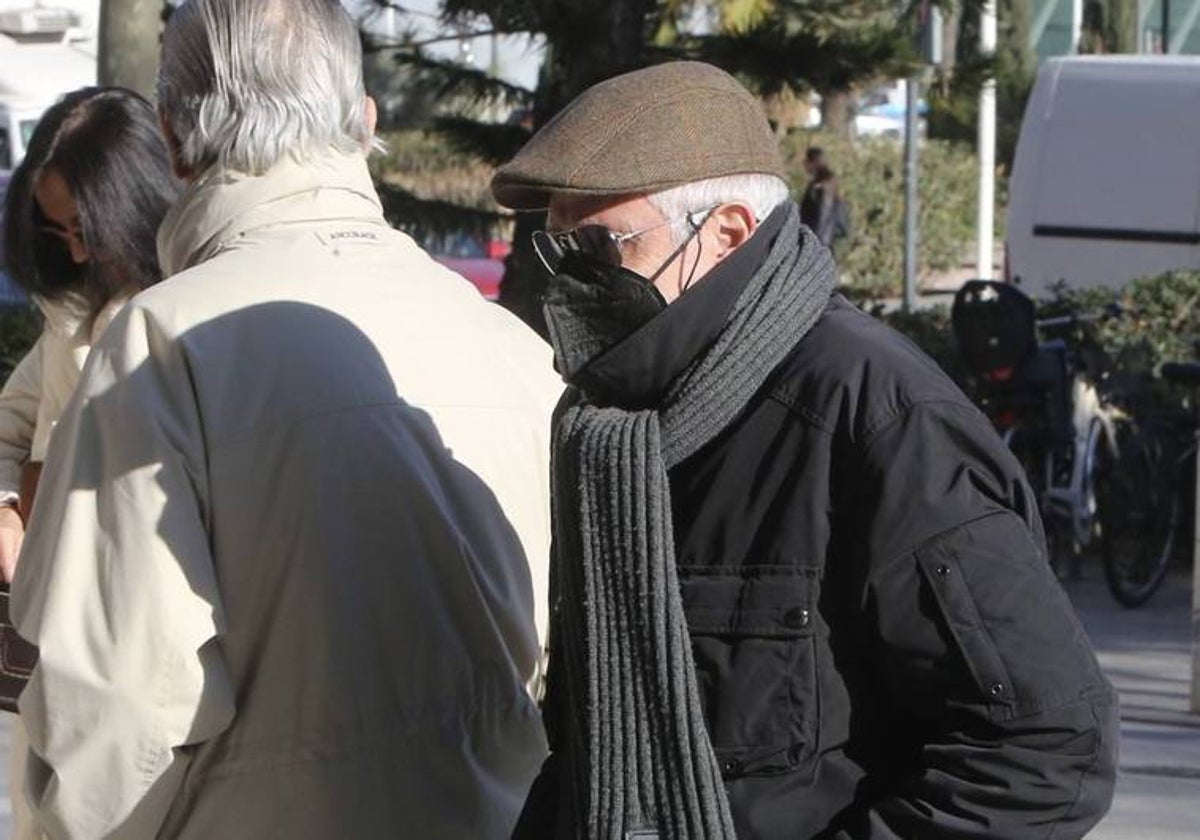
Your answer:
[1063,568,1200,838]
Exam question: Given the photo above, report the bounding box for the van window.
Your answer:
[1032,64,1200,238]
[0,128,10,170]
[19,119,36,148]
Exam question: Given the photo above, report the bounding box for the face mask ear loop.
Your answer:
[645,206,715,288]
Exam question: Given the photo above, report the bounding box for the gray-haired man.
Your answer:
[12,1,560,837]
[495,61,1118,840]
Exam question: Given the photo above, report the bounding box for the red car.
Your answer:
[432,238,510,301]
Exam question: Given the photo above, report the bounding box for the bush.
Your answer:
[0,305,41,382]
[783,131,999,298]
[860,270,1200,418]
[1045,271,1200,414]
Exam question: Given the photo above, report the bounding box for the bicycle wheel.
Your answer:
[1095,421,1179,607]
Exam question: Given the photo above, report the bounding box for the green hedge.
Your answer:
[782,131,1000,299]
[871,270,1200,417]
[0,305,41,382]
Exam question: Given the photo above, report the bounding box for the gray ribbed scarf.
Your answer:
[549,207,836,839]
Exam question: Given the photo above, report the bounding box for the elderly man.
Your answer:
[494,61,1118,840]
[11,1,559,837]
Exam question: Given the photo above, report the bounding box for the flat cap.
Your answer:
[491,61,786,210]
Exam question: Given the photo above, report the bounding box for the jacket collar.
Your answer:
[574,203,789,409]
[157,150,386,277]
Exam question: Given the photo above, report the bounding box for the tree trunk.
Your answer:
[497,0,656,337]
[819,89,855,139]
[1105,0,1138,52]
[98,0,165,99]
[941,4,961,73]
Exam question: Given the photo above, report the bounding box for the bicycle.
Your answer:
[951,280,1117,578]
[1093,360,1198,607]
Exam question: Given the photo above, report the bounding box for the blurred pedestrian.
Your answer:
[799,146,845,246]
[0,86,180,840]
[492,60,1118,840]
[11,0,560,837]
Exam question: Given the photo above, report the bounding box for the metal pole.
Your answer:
[1164,0,1172,52]
[903,75,920,312]
[977,1,997,280]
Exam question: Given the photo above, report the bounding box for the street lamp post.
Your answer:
[976,1,997,282]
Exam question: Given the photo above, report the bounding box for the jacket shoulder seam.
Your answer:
[859,397,977,449]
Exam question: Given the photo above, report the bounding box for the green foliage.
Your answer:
[369,131,506,243]
[1048,271,1200,413]
[925,0,1035,170]
[863,271,1200,418]
[786,131,991,297]
[668,0,924,100]
[0,306,42,383]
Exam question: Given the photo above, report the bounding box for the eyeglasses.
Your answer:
[531,207,716,275]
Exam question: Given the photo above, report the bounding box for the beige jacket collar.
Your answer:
[157,150,386,277]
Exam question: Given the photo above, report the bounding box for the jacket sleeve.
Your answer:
[834,401,1118,840]
[0,340,44,501]
[11,304,235,840]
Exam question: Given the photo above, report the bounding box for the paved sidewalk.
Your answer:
[1061,567,1200,839]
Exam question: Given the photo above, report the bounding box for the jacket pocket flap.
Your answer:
[681,568,818,638]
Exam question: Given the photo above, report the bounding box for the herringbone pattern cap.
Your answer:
[491,61,787,210]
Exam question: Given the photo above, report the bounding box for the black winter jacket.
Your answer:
[517,215,1119,840]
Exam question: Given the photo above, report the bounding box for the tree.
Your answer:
[370,0,658,333]
[368,0,944,331]
[1079,0,1138,53]
[97,0,168,97]
[665,1,928,137]
[926,0,1035,169]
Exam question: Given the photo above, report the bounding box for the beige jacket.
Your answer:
[12,151,560,839]
[0,294,127,504]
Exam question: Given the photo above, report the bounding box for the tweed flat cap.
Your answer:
[491,61,786,210]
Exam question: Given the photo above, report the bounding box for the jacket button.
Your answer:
[721,758,742,775]
[936,564,951,576]
[989,682,1006,697]
[784,607,811,629]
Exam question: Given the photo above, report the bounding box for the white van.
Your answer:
[1006,56,1200,298]
[0,99,49,169]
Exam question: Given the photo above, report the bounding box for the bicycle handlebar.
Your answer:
[1035,303,1123,331]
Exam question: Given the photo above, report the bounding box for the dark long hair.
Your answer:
[2,87,179,315]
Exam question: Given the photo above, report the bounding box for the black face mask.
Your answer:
[542,252,667,384]
[33,232,87,297]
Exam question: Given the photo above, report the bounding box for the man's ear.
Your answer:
[709,202,758,262]
[157,112,193,182]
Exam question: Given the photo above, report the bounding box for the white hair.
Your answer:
[156,0,374,174]
[647,173,791,246]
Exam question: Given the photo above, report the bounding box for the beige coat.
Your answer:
[0,293,127,503]
[12,151,560,839]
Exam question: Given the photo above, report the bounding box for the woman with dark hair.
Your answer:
[0,86,179,840]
